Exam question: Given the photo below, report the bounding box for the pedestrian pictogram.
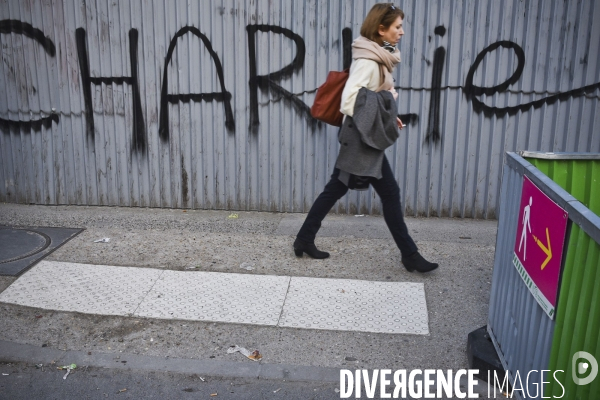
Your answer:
[518,197,532,260]
[513,176,568,319]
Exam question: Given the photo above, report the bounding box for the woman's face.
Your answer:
[379,16,404,46]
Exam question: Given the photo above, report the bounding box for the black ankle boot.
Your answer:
[293,238,330,259]
[401,252,438,273]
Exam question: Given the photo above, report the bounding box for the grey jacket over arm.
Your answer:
[335,88,399,183]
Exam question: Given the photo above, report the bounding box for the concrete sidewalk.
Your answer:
[0,204,497,377]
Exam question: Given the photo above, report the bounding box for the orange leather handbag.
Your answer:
[310,69,349,127]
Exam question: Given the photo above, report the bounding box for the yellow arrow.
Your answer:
[532,228,552,270]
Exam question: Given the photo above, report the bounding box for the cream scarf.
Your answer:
[352,36,401,91]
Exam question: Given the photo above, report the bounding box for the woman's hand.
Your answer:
[397,117,404,130]
[390,89,403,129]
[388,88,403,129]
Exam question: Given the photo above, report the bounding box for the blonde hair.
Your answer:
[360,3,405,45]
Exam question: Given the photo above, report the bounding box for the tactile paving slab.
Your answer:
[0,261,429,335]
[278,277,429,335]
[0,261,162,316]
[134,271,290,325]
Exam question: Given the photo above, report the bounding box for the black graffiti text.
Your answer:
[76,28,146,154]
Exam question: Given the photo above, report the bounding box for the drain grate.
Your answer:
[0,228,51,264]
[0,226,84,276]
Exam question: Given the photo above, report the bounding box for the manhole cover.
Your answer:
[0,228,51,264]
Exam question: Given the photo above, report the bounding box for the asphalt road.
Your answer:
[0,361,340,400]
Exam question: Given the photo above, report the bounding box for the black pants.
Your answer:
[296,156,418,257]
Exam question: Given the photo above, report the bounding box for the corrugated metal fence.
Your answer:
[1,0,599,217]
[488,152,600,399]
[528,154,600,399]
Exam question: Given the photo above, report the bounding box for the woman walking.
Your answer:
[294,3,438,273]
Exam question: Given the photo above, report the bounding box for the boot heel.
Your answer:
[401,252,438,273]
[293,238,330,259]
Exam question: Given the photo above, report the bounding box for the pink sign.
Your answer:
[513,176,568,319]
